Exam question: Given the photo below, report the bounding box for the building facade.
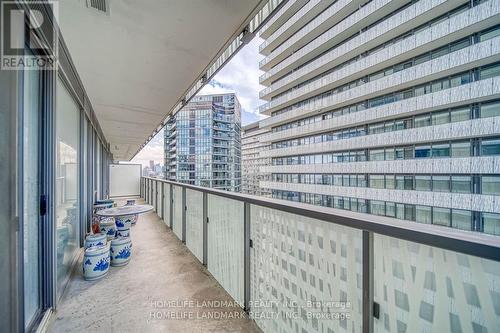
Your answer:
[258,0,500,236]
[164,93,241,191]
[253,2,500,333]
[241,122,271,196]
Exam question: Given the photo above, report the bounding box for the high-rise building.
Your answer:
[149,160,155,170]
[241,121,271,196]
[164,93,241,191]
[258,0,500,236]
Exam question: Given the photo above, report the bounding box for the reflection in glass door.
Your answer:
[22,66,41,328]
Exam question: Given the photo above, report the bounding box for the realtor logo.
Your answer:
[1,1,58,70]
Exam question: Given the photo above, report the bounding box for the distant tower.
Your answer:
[164,93,241,191]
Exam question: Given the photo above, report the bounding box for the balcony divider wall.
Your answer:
[142,176,500,333]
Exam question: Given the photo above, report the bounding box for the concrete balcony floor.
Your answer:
[49,199,260,333]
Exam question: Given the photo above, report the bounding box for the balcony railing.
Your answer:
[141,176,500,333]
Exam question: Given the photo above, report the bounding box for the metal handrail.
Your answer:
[142,176,500,262]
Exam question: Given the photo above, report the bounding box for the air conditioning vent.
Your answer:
[86,0,109,14]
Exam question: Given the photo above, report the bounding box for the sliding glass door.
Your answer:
[22,64,41,329]
[55,78,80,297]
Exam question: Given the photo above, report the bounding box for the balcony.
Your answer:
[132,177,500,333]
[49,198,260,332]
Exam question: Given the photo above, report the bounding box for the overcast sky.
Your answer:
[132,37,266,167]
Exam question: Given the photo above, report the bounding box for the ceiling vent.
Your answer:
[86,0,109,14]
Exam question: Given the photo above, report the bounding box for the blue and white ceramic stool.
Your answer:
[83,244,110,280]
[110,236,132,266]
[116,228,130,237]
[100,218,116,240]
[84,233,107,249]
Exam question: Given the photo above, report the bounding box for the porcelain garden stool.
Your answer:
[83,244,110,281]
[110,236,132,266]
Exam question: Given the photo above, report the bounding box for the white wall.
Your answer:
[109,164,141,197]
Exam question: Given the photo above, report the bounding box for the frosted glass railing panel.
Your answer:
[250,205,363,333]
[152,181,157,211]
[157,182,163,218]
[172,185,183,239]
[163,183,170,226]
[146,180,150,204]
[373,234,500,332]
[148,179,151,204]
[186,189,203,262]
[207,194,244,306]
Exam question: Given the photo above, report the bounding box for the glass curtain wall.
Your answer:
[55,78,80,297]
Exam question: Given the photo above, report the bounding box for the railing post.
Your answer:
[362,230,374,333]
[202,192,208,267]
[182,186,186,243]
[243,202,251,312]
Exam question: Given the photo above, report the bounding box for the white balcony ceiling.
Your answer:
[58,0,263,160]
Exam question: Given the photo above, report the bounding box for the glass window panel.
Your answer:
[385,149,395,161]
[433,176,450,192]
[480,25,500,41]
[416,205,432,224]
[432,111,450,125]
[433,207,451,227]
[386,202,396,218]
[415,176,431,191]
[480,101,500,118]
[481,138,500,156]
[451,209,472,231]
[404,204,416,221]
[415,145,431,158]
[370,149,385,161]
[452,176,471,193]
[415,114,431,128]
[371,201,386,216]
[56,78,80,297]
[23,66,40,326]
[432,143,450,158]
[385,175,395,189]
[480,63,500,80]
[370,175,385,189]
[482,176,500,195]
[451,141,471,157]
[482,213,500,236]
[450,107,471,122]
